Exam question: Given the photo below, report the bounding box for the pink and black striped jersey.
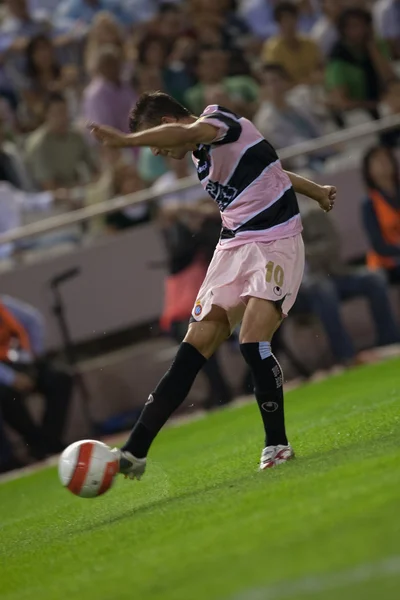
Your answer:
[192,104,303,249]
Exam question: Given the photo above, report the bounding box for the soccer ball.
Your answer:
[58,440,119,498]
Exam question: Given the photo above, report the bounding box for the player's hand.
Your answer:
[88,123,128,147]
[13,373,35,393]
[318,185,336,213]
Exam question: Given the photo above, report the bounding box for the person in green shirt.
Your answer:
[184,47,259,120]
[325,7,394,122]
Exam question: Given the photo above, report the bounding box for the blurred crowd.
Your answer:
[0,0,399,256]
[0,0,400,472]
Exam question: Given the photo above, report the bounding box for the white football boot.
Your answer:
[259,444,295,470]
[112,448,147,480]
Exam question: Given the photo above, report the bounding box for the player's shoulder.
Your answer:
[199,105,241,120]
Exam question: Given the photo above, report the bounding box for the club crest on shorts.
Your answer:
[194,301,202,316]
[273,286,282,297]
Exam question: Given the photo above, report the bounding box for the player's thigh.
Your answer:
[239,297,282,343]
[184,304,231,359]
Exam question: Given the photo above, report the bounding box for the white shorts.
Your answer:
[191,234,305,331]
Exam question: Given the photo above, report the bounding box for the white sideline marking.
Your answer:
[229,555,400,600]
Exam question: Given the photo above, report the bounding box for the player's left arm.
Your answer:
[284,170,336,213]
[89,121,219,149]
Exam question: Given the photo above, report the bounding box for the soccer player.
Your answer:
[89,92,336,475]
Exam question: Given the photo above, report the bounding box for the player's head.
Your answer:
[129,92,194,160]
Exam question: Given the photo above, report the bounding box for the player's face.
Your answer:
[146,116,196,160]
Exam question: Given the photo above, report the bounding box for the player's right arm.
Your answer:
[284,170,336,213]
[88,121,220,149]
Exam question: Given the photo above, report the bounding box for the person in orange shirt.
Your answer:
[261,1,323,85]
[362,144,400,284]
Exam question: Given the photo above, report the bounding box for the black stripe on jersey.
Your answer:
[220,188,299,239]
[193,144,212,182]
[224,139,279,206]
[216,105,241,119]
[202,112,242,146]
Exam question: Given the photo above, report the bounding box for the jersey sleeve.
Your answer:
[198,105,242,146]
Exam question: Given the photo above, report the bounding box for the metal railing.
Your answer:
[0,112,399,247]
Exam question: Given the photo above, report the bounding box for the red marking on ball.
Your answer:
[67,442,94,495]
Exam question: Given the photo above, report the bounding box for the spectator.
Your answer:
[164,36,196,105]
[55,0,133,29]
[0,295,73,458]
[105,162,150,230]
[190,0,249,49]
[152,155,201,210]
[136,33,195,105]
[0,0,51,102]
[253,63,330,169]
[326,8,394,122]
[0,0,49,50]
[380,79,400,147]
[185,47,259,119]
[0,111,33,191]
[311,0,343,57]
[134,65,165,97]
[261,1,322,85]
[373,0,400,60]
[297,203,400,366]
[137,34,168,70]
[18,34,79,132]
[156,159,233,409]
[82,45,136,134]
[151,3,186,48]
[239,0,318,40]
[362,145,400,284]
[84,11,125,76]
[25,93,99,194]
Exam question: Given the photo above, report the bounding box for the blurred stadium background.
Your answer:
[0,0,399,473]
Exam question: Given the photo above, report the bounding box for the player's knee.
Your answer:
[184,321,229,358]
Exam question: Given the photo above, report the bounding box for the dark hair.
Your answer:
[25,34,60,80]
[362,145,399,190]
[137,34,167,66]
[337,8,372,37]
[129,92,191,132]
[273,1,298,23]
[262,62,292,81]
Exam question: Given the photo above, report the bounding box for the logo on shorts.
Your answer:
[273,286,282,297]
[194,302,202,316]
[261,401,279,413]
[145,394,154,406]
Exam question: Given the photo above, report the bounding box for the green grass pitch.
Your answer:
[1,359,400,600]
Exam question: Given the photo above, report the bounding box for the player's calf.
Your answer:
[240,341,289,449]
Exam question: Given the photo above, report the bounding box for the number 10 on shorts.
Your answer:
[265,261,284,287]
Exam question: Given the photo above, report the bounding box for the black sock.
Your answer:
[122,342,207,458]
[240,342,288,447]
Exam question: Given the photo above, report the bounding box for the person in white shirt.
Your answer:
[373,0,400,59]
[253,63,330,169]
